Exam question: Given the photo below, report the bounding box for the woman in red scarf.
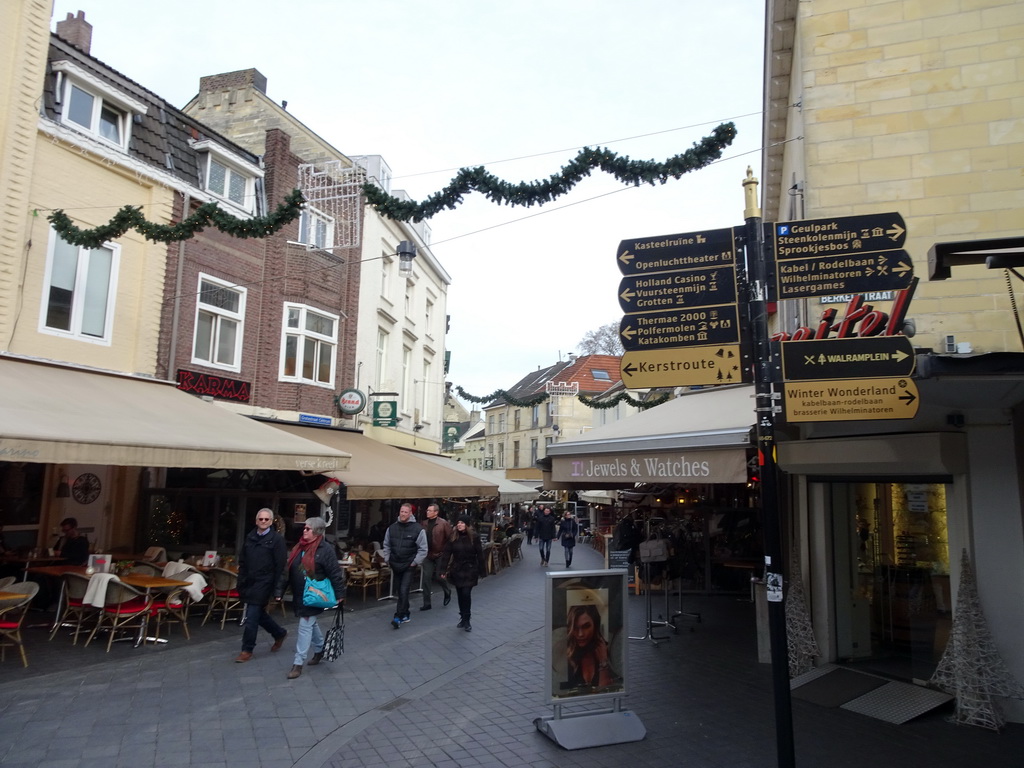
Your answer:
[278,517,345,679]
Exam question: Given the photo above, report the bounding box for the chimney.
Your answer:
[55,11,92,55]
[199,69,268,95]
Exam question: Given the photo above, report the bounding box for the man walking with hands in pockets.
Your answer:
[384,503,427,628]
[420,503,452,611]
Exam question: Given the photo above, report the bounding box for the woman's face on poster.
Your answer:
[570,610,597,649]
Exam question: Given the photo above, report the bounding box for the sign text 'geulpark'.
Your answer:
[617,226,738,277]
[620,304,741,351]
[772,212,912,300]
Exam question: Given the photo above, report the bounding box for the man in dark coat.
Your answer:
[534,506,558,567]
[420,503,452,611]
[235,508,288,662]
[383,502,427,628]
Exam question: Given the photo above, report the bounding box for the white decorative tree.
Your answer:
[929,549,1024,731]
[786,559,820,677]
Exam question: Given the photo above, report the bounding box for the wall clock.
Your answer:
[72,472,102,504]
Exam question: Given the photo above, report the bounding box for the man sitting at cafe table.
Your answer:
[54,517,89,566]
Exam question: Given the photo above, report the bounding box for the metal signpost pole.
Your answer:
[743,169,795,768]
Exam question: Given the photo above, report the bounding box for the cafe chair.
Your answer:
[150,587,191,641]
[0,576,16,590]
[202,567,242,629]
[49,572,95,644]
[142,546,167,562]
[84,579,153,652]
[129,561,162,576]
[0,581,39,667]
[346,552,383,601]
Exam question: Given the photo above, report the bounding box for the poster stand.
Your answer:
[534,699,646,750]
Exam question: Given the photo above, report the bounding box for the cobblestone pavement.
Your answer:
[2,542,1022,767]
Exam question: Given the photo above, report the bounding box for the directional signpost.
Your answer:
[783,377,919,423]
[772,213,913,300]
[779,336,916,381]
[616,227,746,387]
[620,345,743,388]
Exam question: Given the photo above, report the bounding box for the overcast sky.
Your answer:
[52,1,765,402]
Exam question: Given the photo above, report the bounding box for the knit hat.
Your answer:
[458,515,472,526]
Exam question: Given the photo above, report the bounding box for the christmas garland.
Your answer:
[47,188,305,248]
[364,123,737,222]
[455,386,550,409]
[577,391,671,410]
[455,385,671,411]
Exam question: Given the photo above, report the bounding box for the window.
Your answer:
[592,369,611,381]
[281,304,338,386]
[488,415,495,433]
[498,413,506,433]
[531,438,539,466]
[402,347,412,410]
[421,360,431,421]
[532,405,540,429]
[513,441,520,468]
[297,206,334,250]
[192,140,259,213]
[52,62,146,151]
[193,275,244,370]
[425,299,433,329]
[381,256,391,298]
[376,329,388,389]
[497,442,505,469]
[41,230,118,342]
[514,409,521,431]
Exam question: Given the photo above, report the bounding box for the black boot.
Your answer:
[457,615,467,629]
[464,614,472,632]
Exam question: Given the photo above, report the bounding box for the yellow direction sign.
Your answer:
[620,345,742,388]
[784,377,919,423]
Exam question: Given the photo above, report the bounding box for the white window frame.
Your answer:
[376,329,389,390]
[39,228,119,344]
[191,140,261,214]
[297,205,335,250]
[402,347,412,412]
[192,273,245,372]
[280,303,338,387]
[52,61,146,151]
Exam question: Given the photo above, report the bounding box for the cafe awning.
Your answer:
[267,423,499,500]
[545,385,755,488]
[414,456,537,503]
[0,357,350,471]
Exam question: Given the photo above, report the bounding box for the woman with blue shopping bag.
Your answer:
[278,516,345,680]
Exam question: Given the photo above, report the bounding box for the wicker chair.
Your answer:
[202,567,242,629]
[0,581,40,666]
[84,579,152,652]
[49,571,96,644]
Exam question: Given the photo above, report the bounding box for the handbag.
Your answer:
[322,607,345,661]
[302,575,336,608]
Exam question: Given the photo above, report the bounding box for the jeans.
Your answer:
[420,557,450,607]
[455,585,473,620]
[539,539,552,563]
[293,614,324,666]
[392,566,416,619]
[563,545,574,566]
[241,602,285,653]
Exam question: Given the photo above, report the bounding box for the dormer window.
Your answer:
[192,140,261,214]
[51,60,147,151]
[298,205,334,250]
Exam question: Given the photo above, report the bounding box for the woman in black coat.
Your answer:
[441,515,487,632]
[277,516,345,680]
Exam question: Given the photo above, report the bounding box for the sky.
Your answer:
[51,1,766,403]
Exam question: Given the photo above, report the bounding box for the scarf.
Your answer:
[288,535,322,576]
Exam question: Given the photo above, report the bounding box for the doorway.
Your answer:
[830,481,951,682]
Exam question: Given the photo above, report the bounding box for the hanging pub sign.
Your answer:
[336,388,367,416]
[372,400,397,427]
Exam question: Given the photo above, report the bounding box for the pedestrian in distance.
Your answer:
[235,508,288,662]
[383,502,427,629]
[420,503,453,611]
[557,510,579,568]
[279,516,345,679]
[441,516,487,631]
[534,505,557,567]
[526,506,536,545]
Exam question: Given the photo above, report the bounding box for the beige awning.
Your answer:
[415,456,537,503]
[545,385,755,488]
[0,357,350,471]
[267,423,499,500]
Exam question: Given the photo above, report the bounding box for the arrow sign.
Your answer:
[773,212,906,260]
[620,305,741,351]
[775,249,915,300]
[620,345,743,388]
[783,377,920,423]
[617,226,738,277]
[618,267,737,313]
[778,336,916,381]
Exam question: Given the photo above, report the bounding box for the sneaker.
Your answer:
[399,616,411,624]
[391,617,401,630]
